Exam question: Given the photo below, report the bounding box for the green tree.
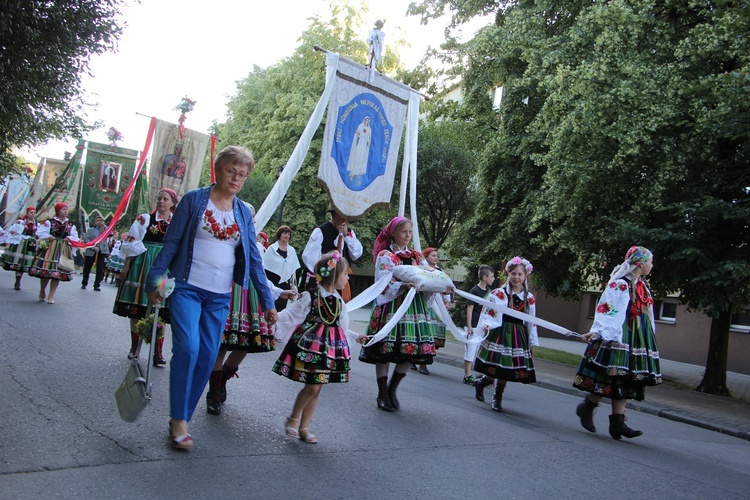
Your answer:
[0,0,125,177]
[414,121,477,248]
[413,0,750,395]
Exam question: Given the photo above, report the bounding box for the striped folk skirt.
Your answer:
[2,238,37,272]
[27,239,74,282]
[573,311,662,401]
[112,243,170,322]
[272,320,351,384]
[221,281,274,353]
[474,318,536,384]
[358,291,437,365]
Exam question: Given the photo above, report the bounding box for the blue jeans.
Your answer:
[168,282,231,421]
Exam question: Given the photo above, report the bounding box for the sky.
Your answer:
[27,0,488,162]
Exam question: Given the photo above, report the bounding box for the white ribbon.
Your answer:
[428,293,487,345]
[454,289,582,338]
[346,274,391,312]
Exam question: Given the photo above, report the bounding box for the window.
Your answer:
[654,300,677,324]
[731,309,750,333]
[491,86,504,111]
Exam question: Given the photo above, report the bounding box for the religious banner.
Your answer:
[4,175,31,216]
[148,119,210,210]
[79,141,139,221]
[318,56,411,219]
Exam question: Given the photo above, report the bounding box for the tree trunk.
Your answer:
[695,311,732,397]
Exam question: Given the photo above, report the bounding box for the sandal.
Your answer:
[299,428,318,444]
[284,416,300,438]
[168,420,193,451]
[170,433,194,451]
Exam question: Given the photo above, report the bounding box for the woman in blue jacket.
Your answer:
[147,145,277,451]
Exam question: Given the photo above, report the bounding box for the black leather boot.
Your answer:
[491,382,506,412]
[388,372,406,411]
[14,275,21,290]
[609,414,642,440]
[576,396,599,433]
[206,370,223,415]
[219,365,239,403]
[376,376,394,412]
[473,376,493,402]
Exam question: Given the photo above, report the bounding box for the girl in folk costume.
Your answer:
[106,231,128,284]
[473,256,538,412]
[273,251,366,444]
[358,216,438,412]
[28,202,79,304]
[574,246,661,440]
[411,246,452,375]
[206,204,295,416]
[113,188,178,366]
[2,207,39,291]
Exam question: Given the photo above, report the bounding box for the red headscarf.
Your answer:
[25,206,36,214]
[372,216,409,262]
[158,188,179,211]
[423,247,438,259]
[259,231,269,249]
[54,202,68,215]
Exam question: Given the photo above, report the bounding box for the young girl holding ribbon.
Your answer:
[272,251,366,444]
[473,256,538,412]
[358,216,438,413]
[574,246,661,440]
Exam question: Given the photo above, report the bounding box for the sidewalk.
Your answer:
[349,308,750,441]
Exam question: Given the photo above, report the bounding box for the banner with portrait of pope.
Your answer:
[318,56,411,218]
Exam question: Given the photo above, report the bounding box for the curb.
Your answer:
[432,351,750,442]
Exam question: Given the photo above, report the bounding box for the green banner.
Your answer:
[124,162,151,229]
[80,141,139,221]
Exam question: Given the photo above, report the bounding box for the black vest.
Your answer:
[318,221,352,261]
[143,212,169,243]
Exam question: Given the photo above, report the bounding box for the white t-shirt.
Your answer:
[188,199,241,293]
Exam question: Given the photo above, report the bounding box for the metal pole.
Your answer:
[276,165,285,228]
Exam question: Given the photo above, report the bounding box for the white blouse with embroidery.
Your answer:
[119,212,171,258]
[590,278,655,342]
[477,286,539,346]
[35,218,79,241]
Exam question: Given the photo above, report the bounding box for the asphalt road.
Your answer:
[1,271,748,499]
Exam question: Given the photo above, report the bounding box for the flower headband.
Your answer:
[505,256,533,275]
[316,251,341,280]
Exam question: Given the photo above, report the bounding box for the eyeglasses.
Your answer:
[225,169,249,180]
